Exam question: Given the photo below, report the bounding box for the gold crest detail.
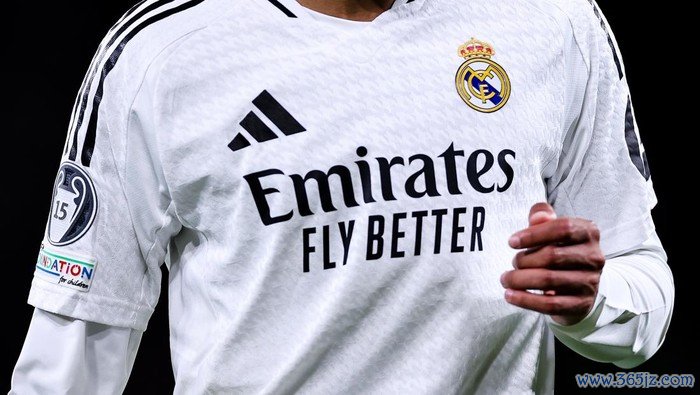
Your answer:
[455,38,511,113]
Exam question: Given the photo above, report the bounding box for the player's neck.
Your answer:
[297,0,395,22]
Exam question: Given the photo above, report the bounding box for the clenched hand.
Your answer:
[501,203,605,325]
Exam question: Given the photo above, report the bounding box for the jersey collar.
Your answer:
[275,0,427,26]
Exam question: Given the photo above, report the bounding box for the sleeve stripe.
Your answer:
[70,0,207,166]
[66,0,161,158]
[624,98,651,180]
[587,0,624,79]
[64,1,153,156]
[80,0,206,166]
[267,0,297,18]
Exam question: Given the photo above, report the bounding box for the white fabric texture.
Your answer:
[549,232,674,369]
[11,231,670,394]
[18,0,673,394]
[10,309,142,395]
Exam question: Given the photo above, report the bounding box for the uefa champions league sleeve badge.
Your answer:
[47,162,98,246]
[455,37,511,113]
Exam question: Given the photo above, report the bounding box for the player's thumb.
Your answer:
[528,202,556,226]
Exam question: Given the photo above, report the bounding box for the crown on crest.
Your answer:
[458,37,495,59]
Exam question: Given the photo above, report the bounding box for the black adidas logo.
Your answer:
[228,90,306,152]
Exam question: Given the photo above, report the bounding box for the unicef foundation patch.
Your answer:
[35,247,97,292]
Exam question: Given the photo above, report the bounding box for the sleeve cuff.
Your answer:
[546,287,606,336]
[28,278,152,331]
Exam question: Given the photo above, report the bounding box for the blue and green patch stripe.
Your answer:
[36,249,95,281]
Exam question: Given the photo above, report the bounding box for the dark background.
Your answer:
[5,1,695,393]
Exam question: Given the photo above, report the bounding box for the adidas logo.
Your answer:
[228,90,306,152]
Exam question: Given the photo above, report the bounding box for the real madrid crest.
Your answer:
[455,37,511,113]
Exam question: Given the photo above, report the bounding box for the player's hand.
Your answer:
[500,203,605,325]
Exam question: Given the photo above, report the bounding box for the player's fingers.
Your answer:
[512,245,606,270]
[504,289,594,316]
[528,202,557,226]
[500,269,600,295]
[509,218,600,249]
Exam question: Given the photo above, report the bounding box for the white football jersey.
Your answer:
[29,0,657,393]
